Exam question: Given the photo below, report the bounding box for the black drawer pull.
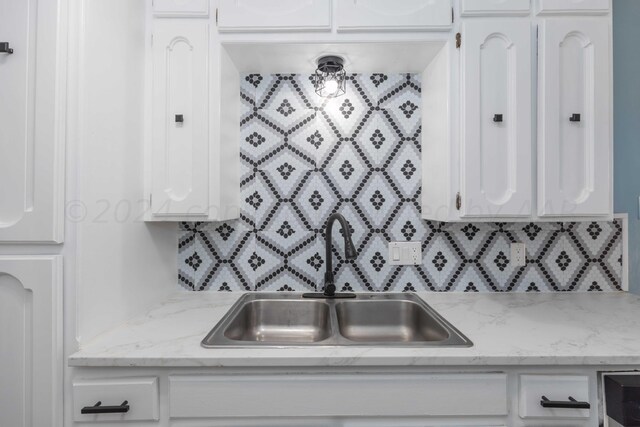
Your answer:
[540,396,590,409]
[81,400,130,414]
[569,113,581,122]
[493,114,503,123]
[0,42,13,54]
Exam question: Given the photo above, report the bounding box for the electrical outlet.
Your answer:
[389,242,422,266]
[510,243,526,267]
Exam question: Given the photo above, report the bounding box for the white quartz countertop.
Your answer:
[69,291,640,368]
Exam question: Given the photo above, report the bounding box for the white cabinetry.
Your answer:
[73,377,159,423]
[536,0,610,15]
[152,0,209,17]
[337,0,452,31]
[151,20,210,218]
[0,0,65,243]
[519,375,591,421]
[461,19,532,218]
[217,0,332,32]
[537,18,611,217]
[169,373,507,418]
[461,0,531,16]
[0,256,62,427]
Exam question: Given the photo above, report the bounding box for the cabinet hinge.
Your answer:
[215,8,218,25]
[456,32,461,49]
[451,7,454,24]
[456,192,462,211]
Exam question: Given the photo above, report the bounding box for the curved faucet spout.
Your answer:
[323,213,358,297]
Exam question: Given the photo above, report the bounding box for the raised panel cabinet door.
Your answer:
[461,19,532,218]
[0,256,62,427]
[152,20,209,217]
[336,0,452,32]
[0,0,64,242]
[217,0,332,32]
[538,19,611,217]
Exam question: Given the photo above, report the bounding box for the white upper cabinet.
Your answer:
[536,0,610,15]
[461,0,530,16]
[460,20,532,218]
[337,0,452,32]
[153,0,209,17]
[0,0,64,243]
[151,20,210,218]
[537,19,611,217]
[217,0,332,32]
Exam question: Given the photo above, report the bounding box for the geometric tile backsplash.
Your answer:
[178,74,624,293]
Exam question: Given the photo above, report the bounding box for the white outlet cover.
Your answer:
[388,242,422,266]
[510,243,526,267]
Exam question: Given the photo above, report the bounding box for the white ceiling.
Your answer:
[223,41,447,74]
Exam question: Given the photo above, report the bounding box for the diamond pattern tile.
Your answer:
[178,73,625,293]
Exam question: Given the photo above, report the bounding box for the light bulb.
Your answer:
[324,79,339,95]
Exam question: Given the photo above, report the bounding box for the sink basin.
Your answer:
[224,300,331,343]
[201,293,472,348]
[335,300,450,343]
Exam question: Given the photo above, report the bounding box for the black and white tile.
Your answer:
[178,73,624,293]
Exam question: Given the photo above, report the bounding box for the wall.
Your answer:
[72,0,177,343]
[179,73,623,293]
[613,0,640,294]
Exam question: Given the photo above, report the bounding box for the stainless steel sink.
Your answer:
[335,300,450,343]
[224,299,331,344]
[201,293,472,348]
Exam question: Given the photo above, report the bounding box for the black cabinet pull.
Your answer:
[81,401,130,414]
[493,114,503,123]
[569,113,581,122]
[540,396,590,409]
[0,42,14,54]
[175,114,184,123]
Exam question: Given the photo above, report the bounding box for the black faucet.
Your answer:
[303,213,357,299]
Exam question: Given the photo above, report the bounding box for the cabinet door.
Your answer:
[217,0,331,32]
[151,21,209,217]
[538,19,611,217]
[0,0,64,242]
[0,256,62,427]
[461,20,532,218]
[337,0,451,32]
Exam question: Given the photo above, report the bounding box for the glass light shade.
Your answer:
[313,56,347,98]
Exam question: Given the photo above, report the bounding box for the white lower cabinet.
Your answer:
[70,368,607,426]
[0,256,62,427]
[73,377,159,423]
[169,373,507,418]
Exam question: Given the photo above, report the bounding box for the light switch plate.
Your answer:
[510,243,526,267]
[388,242,422,266]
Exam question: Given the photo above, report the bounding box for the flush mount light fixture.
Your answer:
[313,55,347,99]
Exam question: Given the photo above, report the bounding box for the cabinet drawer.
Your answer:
[519,375,591,419]
[217,0,332,32]
[152,0,209,17]
[461,0,530,16]
[169,373,508,418]
[337,0,452,32]
[536,0,610,15]
[73,377,159,422]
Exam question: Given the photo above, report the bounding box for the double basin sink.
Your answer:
[201,293,472,348]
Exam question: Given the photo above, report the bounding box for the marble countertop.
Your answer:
[69,291,640,368]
